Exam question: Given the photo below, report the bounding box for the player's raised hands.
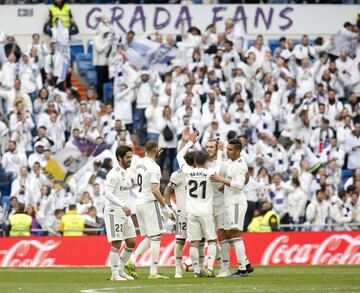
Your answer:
[181,127,191,142]
[189,131,199,144]
[217,141,224,151]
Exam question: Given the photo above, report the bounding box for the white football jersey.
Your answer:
[208,159,227,213]
[135,157,161,205]
[104,165,132,211]
[168,171,187,216]
[177,142,221,216]
[183,167,215,216]
[223,157,248,206]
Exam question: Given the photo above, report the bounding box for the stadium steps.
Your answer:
[71,75,87,100]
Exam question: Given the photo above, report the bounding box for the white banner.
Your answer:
[0,4,357,36]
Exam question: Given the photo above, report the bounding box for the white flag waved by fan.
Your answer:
[53,19,70,85]
[126,38,177,74]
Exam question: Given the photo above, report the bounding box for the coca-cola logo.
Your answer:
[261,234,360,265]
[0,240,60,267]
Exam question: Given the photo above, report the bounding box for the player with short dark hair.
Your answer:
[104,145,137,281]
[126,140,174,279]
[211,138,254,277]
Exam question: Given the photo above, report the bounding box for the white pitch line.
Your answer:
[80,288,115,293]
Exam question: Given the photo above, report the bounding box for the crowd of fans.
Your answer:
[0,1,359,236]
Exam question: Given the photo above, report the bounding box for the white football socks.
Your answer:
[109,247,120,277]
[207,242,217,271]
[149,236,161,275]
[130,236,151,265]
[220,239,230,272]
[229,238,250,267]
[119,246,133,272]
[216,242,222,263]
[198,241,205,270]
[232,237,246,271]
[190,243,200,274]
[175,239,185,271]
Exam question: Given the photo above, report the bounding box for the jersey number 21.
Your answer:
[188,180,206,199]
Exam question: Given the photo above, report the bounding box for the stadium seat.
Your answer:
[69,40,84,61]
[247,39,255,49]
[86,70,97,85]
[0,170,11,198]
[1,196,10,207]
[78,60,94,76]
[268,39,280,54]
[103,82,113,103]
[341,169,353,185]
[75,53,92,62]
[87,40,93,55]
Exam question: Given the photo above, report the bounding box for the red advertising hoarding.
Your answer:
[0,231,359,267]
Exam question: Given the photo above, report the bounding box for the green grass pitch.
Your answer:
[0,266,359,293]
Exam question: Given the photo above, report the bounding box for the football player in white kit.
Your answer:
[177,132,223,278]
[164,151,196,279]
[104,145,137,281]
[206,138,230,277]
[126,140,174,279]
[211,138,254,277]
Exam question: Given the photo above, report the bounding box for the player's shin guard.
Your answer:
[220,239,230,272]
[109,247,120,277]
[175,238,185,271]
[190,243,200,274]
[207,242,217,271]
[198,240,205,270]
[232,237,246,271]
[149,236,161,275]
[131,236,151,264]
[119,246,133,272]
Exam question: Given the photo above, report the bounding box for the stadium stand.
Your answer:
[0,1,359,237]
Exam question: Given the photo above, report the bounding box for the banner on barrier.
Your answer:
[0,232,359,267]
[0,5,357,36]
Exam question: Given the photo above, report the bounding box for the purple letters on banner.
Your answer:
[154,7,171,30]
[86,7,101,30]
[111,7,126,33]
[84,5,294,34]
[212,6,227,26]
[254,7,274,30]
[129,6,146,32]
[279,7,293,31]
[233,6,248,33]
[175,5,192,30]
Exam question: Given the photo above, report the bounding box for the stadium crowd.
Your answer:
[0,1,359,236]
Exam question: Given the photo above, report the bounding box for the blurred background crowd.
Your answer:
[0,0,359,236]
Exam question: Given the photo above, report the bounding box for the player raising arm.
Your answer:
[126,140,174,280]
[177,131,222,278]
[104,145,137,281]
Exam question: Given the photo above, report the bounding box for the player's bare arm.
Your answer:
[152,183,175,220]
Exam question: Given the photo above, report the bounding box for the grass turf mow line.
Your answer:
[0,266,359,293]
